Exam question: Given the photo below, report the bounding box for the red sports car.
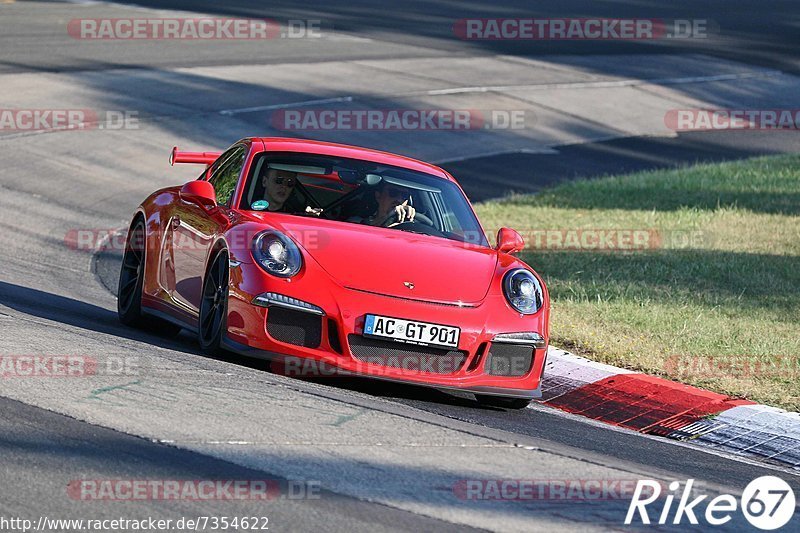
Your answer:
[118,138,549,408]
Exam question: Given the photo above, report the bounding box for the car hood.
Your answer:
[261,215,498,304]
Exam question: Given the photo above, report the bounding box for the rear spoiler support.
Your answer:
[170,147,222,166]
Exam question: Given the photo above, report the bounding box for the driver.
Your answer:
[363,181,416,226]
[261,168,298,212]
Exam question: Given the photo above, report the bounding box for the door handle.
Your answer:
[171,216,181,229]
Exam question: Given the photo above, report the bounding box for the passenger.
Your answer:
[261,168,298,212]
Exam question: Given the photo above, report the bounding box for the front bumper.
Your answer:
[224,262,548,397]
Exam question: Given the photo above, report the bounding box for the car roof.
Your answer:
[250,137,454,182]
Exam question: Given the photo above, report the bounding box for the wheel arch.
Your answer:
[204,237,230,276]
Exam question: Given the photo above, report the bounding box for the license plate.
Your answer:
[363,314,460,350]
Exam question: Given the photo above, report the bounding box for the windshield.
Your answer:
[239,152,489,247]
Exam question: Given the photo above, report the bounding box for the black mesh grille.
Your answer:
[266,307,322,348]
[485,343,534,376]
[348,335,466,374]
[327,319,342,354]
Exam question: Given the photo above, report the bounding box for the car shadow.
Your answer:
[295,375,484,408]
[0,280,199,356]
[0,280,488,408]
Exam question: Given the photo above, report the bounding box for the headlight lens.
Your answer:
[503,269,543,315]
[252,230,302,278]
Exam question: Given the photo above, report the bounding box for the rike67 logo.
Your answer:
[626,477,796,530]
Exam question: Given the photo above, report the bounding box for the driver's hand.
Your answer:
[393,200,415,223]
[305,206,323,217]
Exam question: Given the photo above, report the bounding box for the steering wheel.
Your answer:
[382,210,434,228]
[388,220,448,238]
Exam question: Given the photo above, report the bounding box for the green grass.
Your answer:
[474,155,800,410]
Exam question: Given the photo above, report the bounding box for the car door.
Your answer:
[171,144,246,314]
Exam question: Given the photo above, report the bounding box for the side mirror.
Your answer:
[180,180,217,209]
[496,228,524,254]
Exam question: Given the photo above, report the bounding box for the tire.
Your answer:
[198,248,229,354]
[117,218,182,337]
[475,395,532,410]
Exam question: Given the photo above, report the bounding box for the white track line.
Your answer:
[219,96,354,116]
[215,69,784,117]
[422,70,784,95]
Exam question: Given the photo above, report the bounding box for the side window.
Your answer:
[208,146,246,206]
[200,146,236,180]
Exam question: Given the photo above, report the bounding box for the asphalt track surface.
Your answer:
[0,396,477,533]
[4,0,800,74]
[1,1,800,532]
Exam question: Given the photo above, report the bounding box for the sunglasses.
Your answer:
[272,177,296,187]
[385,187,408,200]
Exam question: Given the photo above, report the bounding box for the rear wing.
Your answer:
[169,147,222,166]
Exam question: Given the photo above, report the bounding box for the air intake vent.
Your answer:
[485,343,534,376]
[266,307,322,348]
[348,335,466,374]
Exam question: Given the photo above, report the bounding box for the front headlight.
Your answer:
[252,230,302,278]
[503,268,543,315]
